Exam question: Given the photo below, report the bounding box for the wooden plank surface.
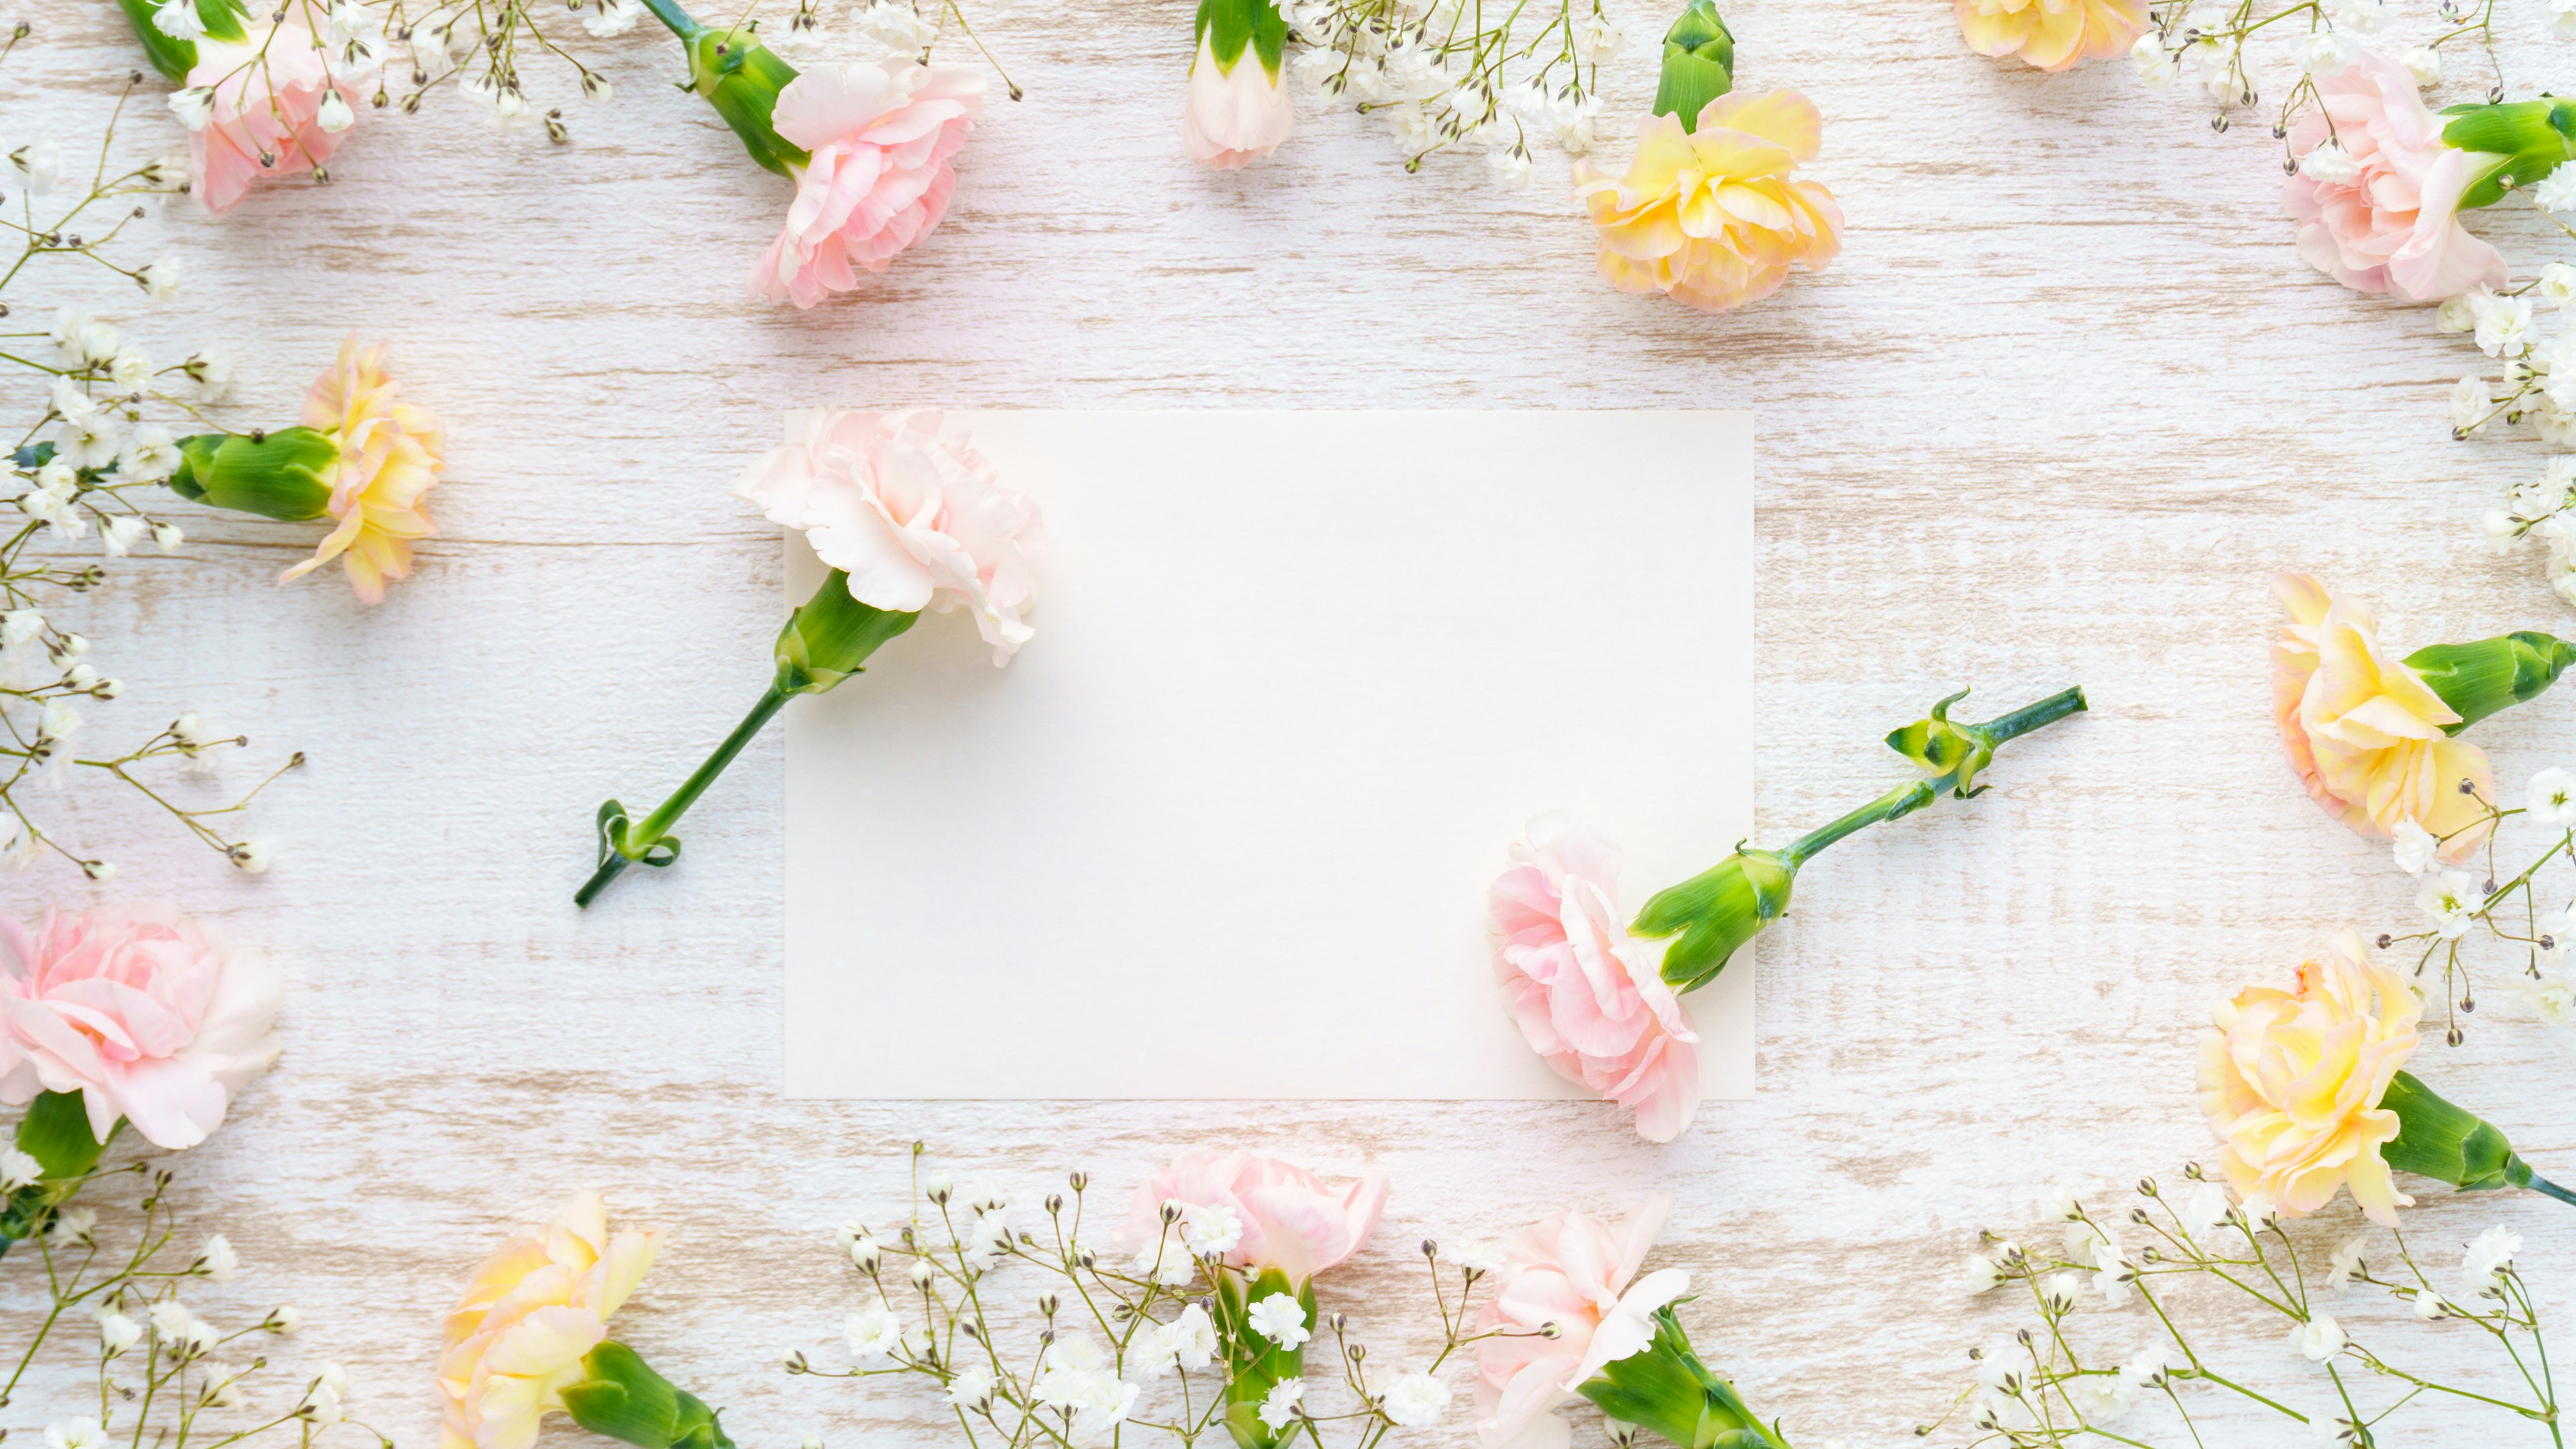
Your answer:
[8,1,2576,1444]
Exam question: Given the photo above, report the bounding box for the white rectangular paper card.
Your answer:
[783,411,1755,1102]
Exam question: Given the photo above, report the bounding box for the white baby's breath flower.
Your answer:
[582,0,644,36]
[2537,161,2576,214]
[2298,30,2352,75]
[2529,767,2576,826]
[2392,818,2437,874]
[2463,1225,2522,1292]
[2438,290,2484,333]
[43,1418,103,1449]
[859,0,935,53]
[1960,1250,2005,1292]
[2402,44,2442,86]
[2300,140,2360,184]
[1246,1292,1309,1348]
[2475,290,2536,356]
[0,1148,38,1193]
[11,142,60,195]
[2453,375,2496,434]
[94,1307,141,1354]
[194,1233,238,1282]
[2414,1287,2451,1320]
[2420,870,2478,937]
[845,1304,905,1364]
[2131,34,2180,85]
[2327,1234,2369,1285]
[1379,1369,1452,1426]
[945,1365,994,1411]
[2293,1312,2346,1361]
[1257,1377,1306,1430]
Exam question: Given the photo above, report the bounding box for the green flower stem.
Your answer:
[1970,685,2088,749]
[636,0,702,38]
[574,686,787,909]
[1782,780,1935,869]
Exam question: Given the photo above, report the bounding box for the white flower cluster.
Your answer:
[0,91,294,881]
[2382,767,2576,1033]
[2128,1,2439,130]
[11,1169,359,1449]
[802,1156,1473,1449]
[1280,0,1615,186]
[1955,1172,2558,1444]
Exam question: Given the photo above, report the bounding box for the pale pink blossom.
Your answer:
[1473,1196,1676,1449]
[750,60,983,308]
[1489,814,1699,1143]
[177,23,370,217]
[1183,33,1293,168]
[1125,1151,1387,1284]
[737,409,1040,664]
[0,906,281,1150]
[2284,51,2508,303]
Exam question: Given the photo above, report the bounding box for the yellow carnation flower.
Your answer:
[1953,0,2147,72]
[439,1193,660,1449]
[2198,932,2422,1227]
[1574,90,1843,315]
[281,336,445,604]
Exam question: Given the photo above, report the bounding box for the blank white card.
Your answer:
[782,411,1755,1103]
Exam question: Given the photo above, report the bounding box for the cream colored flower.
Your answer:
[2273,573,2494,863]
[1953,0,2147,72]
[281,336,445,604]
[1574,91,1842,315]
[439,1193,659,1449]
[2198,931,2421,1227]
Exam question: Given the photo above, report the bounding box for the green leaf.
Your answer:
[17,1091,109,1182]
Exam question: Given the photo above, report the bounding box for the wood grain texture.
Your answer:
[5,1,2576,1445]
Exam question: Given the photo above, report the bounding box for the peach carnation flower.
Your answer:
[2199,931,2422,1226]
[1491,814,1699,1144]
[749,60,984,309]
[736,409,1040,665]
[0,906,281,1151]
[1574,91,1843,315]
[280,337,444,604]
[2273,572,2494,863]
[175,22,370,217]
[2284,52,2508,303]
[1473,1195,1677,1449]
[1952,0,2146,72]
[439,1192,660,1449]
[1125,1150,1387,1283]
[1184,32,1293,168]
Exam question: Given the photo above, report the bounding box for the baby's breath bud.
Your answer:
[782,1350,810,1373]
[1037,1292,1059,1317]
[1160,1199,1183,1226]
[1538,1321,1562,1340]
[1419,1238,1438,1258]
[1067,1171,1088,1193]
[907,1260,934,1289]
[1044,1193,1064,1215]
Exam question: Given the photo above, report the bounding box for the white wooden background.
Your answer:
[9,1,2576,1445]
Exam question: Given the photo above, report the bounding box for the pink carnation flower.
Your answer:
[736,409,1040,664]
[0,906,282,1150]
[176,23,368,217]
[1125,1150,1387,1283]
[1489,814,1700,1143]
[2284,51,2508,303]
[1473,1195,1678,1449]
[749,60,984,308]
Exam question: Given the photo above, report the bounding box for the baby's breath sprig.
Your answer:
[2380,769,2576,1044]
[1281,0,1620,186]
[791,1144,1513,1449]
[0,32,300,881]
[1944,1167,2561,1448]
[2131,1,2498,138]
[0,1152,386,1449]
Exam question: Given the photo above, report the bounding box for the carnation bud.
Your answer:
[560,1341,738,1449]
[673,21,809,176]
[166,429,337,522]
[2403,631,2576,733]
[1650,0,1733,134]
[773,568,920,696]
[2381,1069,2569,1196]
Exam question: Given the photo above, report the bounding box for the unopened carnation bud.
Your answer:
[2403,631,2576,732]
[774,570,920,696]
[680,24,808,175]
[1650,0,1733,133]
[166,429,337,522]
[1631,845,1794,991]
